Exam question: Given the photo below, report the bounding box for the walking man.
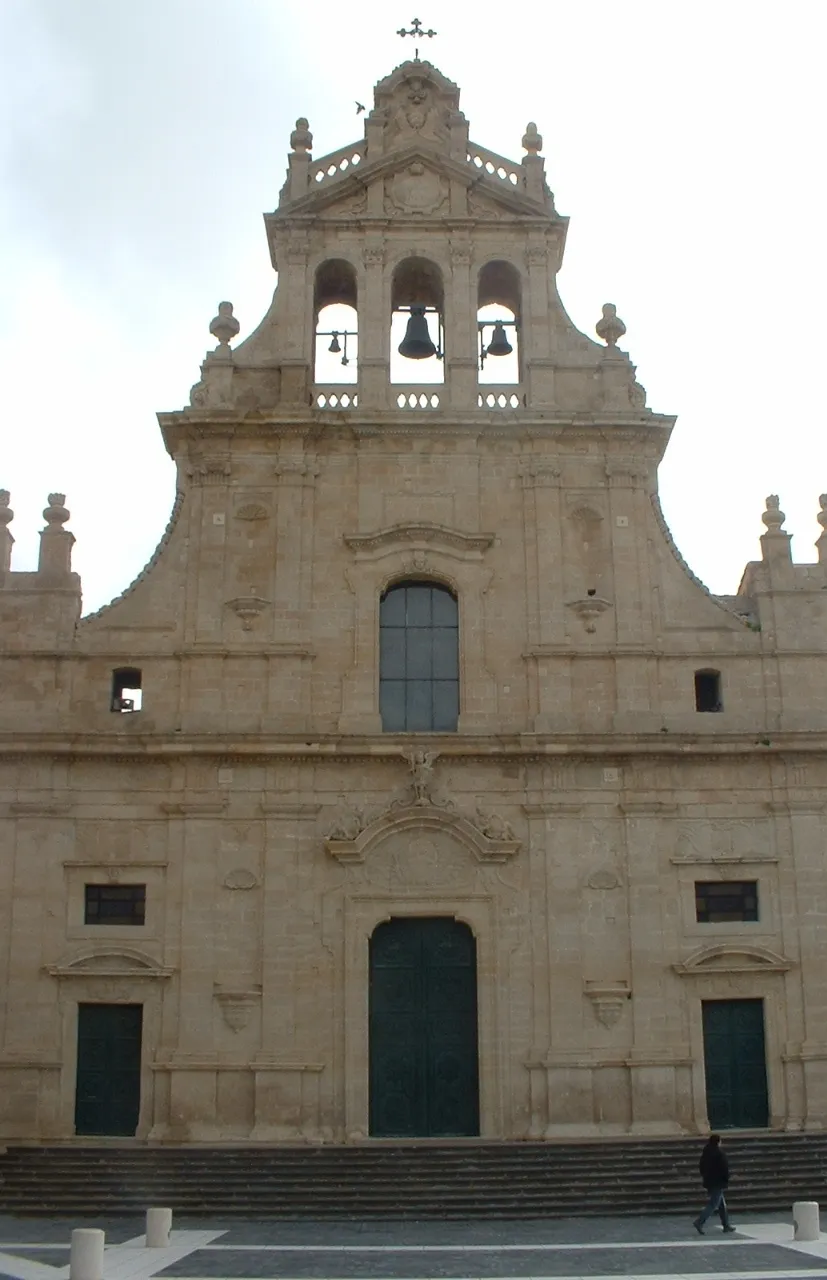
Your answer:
[693,1133,736,1234]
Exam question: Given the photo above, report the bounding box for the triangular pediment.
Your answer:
[270,145,555,224]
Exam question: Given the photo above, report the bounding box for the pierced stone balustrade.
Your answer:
[310,141,366,188]
[466,142,521,188]
[477,387,524,410]
[312,387,359,410]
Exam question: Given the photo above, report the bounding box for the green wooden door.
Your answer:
[369,917,479,1137]
[75,1003,143,1136]
[702,999,769,1129]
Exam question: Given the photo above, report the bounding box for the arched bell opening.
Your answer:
[390,256,444,386]
[314,258,358,385]
[477,260,521,387]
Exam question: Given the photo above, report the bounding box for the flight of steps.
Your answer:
[0,1134,825,1218]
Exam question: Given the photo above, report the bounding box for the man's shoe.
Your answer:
[693,1220,704,1234]
[723,1226,736,1233]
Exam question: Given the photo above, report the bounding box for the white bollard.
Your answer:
[793,1200,821,1241]
[145,1207,173,1248]
[69,1229,105,1280]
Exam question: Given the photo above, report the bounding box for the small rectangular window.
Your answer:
[111,667,142,713]
[84,884,146,926]
[695,670,722,712]
[695,880,758,923]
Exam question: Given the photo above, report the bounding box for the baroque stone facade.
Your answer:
[1,58,826,1143]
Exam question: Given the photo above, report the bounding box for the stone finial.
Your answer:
[209,302,240,347]
[522,121,543,154]
[596,303,626,347]
[818,494,827,532]
[0,489,13,573]
[43,493,70,527]
[290,117,313,154]
[815,495,827,564]
[761,494,786,533]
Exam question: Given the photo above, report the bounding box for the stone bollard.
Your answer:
[793,1201,821,1241]
[145,1207,173,1248]
[69,1229,105,1280]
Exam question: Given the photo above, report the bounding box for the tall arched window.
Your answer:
[379,581,459,732]
[314,259,358,385]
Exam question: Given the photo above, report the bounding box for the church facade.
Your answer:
[1,58,827,1145]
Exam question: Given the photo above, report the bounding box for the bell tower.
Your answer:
[184,56,650,422]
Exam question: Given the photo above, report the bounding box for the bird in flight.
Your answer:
[355,101,366,114]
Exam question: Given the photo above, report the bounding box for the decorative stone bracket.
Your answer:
[584,980,631,1028]
[566,596,613,634]
[225,594,272,631]
[214,987,262,1033]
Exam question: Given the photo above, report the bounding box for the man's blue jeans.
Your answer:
[697,1184,730,1228]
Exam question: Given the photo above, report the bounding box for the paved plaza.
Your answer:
[0,1213,825,1280]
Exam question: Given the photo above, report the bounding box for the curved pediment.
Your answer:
[46,947,174,980]
[344,522,494,562]
[325,804,520,866]
[673,943,792,976]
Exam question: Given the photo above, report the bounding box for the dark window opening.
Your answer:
[695,669,722,712]
[379,581,459,732]
[695,880,758,923]
[84,884,146,926]
[111,667,142,713]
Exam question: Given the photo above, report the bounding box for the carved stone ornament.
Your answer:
[222,868,259,891]
[225,593,271,631]
[587,868,622,891]
[387,164,447,214]
[673,944,792,977]
[584,981,630,1029]
[325,803,520,868]
[215,987,261,1033]
[596,303,626,347]
[46,948,174,981]
[234,502,269,522]
[566,596,613,633]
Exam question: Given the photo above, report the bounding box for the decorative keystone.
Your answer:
[596,303,626,347]
[209,301,240,347]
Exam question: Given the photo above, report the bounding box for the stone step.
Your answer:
[1,1136,825,1218]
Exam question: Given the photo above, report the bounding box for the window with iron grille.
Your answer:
[695,880,758,923]
[379,581,459,732]
[84,884,146,926]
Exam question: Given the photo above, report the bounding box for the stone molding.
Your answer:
[344,522,494,561]
[325,803,520,866]
[673,943,792,977]
[45,946,174,981]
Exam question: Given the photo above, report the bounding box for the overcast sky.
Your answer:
[1,0,824,614]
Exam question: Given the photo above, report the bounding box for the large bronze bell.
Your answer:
[398,305,437,359]
[486,321,513,357]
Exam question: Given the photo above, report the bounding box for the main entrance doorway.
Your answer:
[369,917,480,1137]
[702,998,769,1129]
[75,1003,143,1136]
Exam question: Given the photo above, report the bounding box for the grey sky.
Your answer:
[1,0,824,613]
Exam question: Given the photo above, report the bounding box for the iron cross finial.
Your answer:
[397,17,437,61]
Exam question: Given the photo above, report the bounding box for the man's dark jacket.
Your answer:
[699,1142,730,1189]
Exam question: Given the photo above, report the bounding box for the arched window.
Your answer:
[379,581,458,732]
[314,259,358,385]
[477,259,521,388]
[390,257,444,386]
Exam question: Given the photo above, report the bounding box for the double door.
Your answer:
[702,998,769,1129]
[75,1003,142,1136]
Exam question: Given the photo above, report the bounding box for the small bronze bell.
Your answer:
[398,305,437,360]
[327,332,341,354]
[486,322,513,358]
